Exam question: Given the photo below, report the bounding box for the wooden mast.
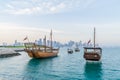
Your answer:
[50,30,53,52]
[94,27,96,48]
[44,35,46,52]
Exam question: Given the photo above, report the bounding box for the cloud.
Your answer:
[2,0,95,15]
[0,22,63,34]
[0,22,64,44]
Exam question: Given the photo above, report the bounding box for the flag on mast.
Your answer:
[87,40,91,44]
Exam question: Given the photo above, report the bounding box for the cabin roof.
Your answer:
[84,47,102,50]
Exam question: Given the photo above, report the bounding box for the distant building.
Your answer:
[13,40,23,46]
[2,42,7,47]
[38,39,42,45]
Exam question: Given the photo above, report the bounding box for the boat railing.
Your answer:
[24,43,59,53]
[84,47,102,55]
[24,43,39,50]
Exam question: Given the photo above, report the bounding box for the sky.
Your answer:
[0,0,120,46]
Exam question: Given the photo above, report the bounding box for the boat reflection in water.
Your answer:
[84,62,103,80]
[22,58,55,80]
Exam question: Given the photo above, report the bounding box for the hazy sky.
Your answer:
[0,0,120,46]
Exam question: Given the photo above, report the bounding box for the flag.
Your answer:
[23,36,28,41]
[87,40,91,44]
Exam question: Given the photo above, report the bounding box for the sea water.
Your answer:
[0,47,120,80]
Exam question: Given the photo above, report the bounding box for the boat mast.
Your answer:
[44,35,46,52]
[94,27,96,48]
[50,30,53,52]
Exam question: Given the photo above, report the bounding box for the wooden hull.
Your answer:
[84,53,101,61]
[25,50,58,58]
[83,47,102,61]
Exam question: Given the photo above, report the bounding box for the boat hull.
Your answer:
[75,49,80,52]
[25,49,58,58]
[74,48,80,52]
[68,51,73,54]
[84,53,101,61]
[67,49,73,53]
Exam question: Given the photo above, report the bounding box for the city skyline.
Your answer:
[0,0,120,46]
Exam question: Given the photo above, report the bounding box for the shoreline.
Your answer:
[0,48,21,58]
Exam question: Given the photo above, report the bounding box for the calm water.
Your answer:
[0,47,120,80]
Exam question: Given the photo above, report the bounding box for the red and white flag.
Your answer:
[87,40,91,44]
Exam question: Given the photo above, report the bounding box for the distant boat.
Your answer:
[67,48,73,54]
[74,47,80,52]
[83,28,102,61]
[74,43,80,52]
[24,30,59,58]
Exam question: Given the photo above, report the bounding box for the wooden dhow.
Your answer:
[24,30,59,58]
[83,28,102,61]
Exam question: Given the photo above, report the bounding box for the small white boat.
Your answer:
[74,47,80,52]
[67,48,73,53]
